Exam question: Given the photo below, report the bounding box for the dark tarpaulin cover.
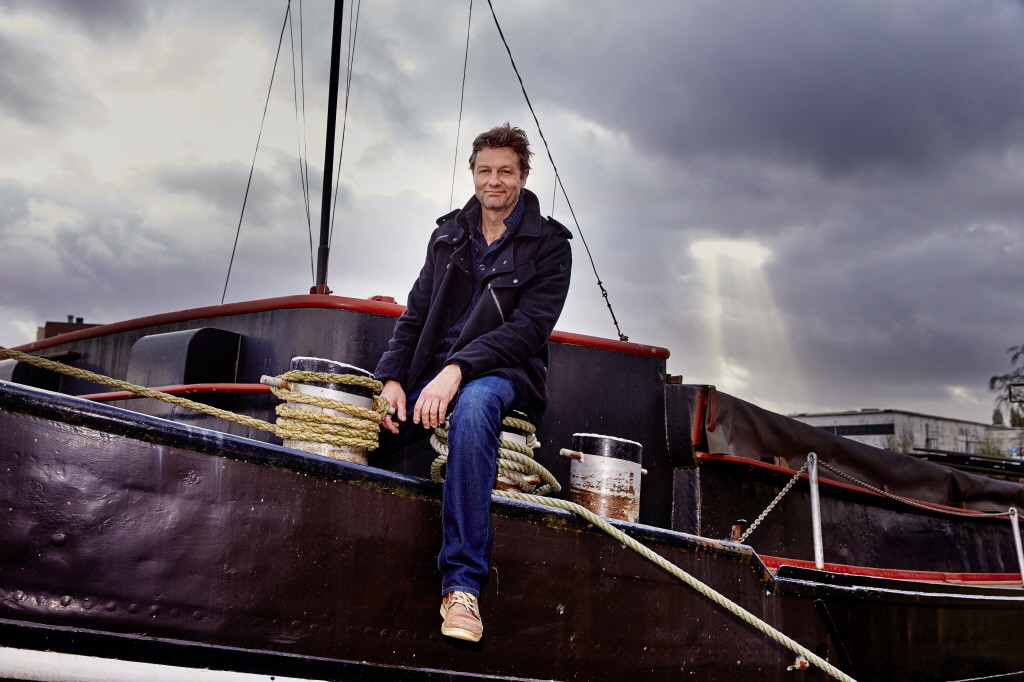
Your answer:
[701,388,1024,512]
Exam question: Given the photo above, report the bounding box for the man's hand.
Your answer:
[414,364,463,430]
[380,380,407,434]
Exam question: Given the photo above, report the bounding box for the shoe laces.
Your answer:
[445,591,480,617]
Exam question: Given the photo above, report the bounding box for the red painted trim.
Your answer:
[698,452,1011,518]
[547,330,669,359]
[16,294,670,360]
[691,388,707,446]
[760,554,1023,586]
[79,383,270,402]
[706,385,717,432]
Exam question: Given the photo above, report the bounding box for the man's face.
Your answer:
[473,146,528,215]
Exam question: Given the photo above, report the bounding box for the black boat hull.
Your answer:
[3,380,1024,681]
[0,381,817,680]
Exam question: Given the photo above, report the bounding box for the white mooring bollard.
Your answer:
[560,433,645,523]
[280,356,375,465]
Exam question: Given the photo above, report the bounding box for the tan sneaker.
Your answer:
[440,591,483,642]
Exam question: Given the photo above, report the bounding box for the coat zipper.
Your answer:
[488,284,505,322]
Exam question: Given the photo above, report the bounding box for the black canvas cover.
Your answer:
[699,387,1024,512]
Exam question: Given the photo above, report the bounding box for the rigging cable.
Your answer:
[221,1,292,305]
[328,0,362,246]
[448,0,474,212]
[484,0,628,342]
[290,0,315,282]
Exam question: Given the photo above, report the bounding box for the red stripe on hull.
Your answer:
[761,554,1023,586]
[79,383,271,402]
[17,294,670,360]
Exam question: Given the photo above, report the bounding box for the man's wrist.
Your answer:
[446,361,470,379]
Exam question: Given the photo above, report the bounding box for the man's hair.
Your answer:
[468,122,532,176]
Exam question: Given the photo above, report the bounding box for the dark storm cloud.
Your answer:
[152,149,338,234]
[760,173,1024,417]
[505,1,1024,178]
[0,181,28,233]
[466,0,1024,419]
[0,0,155,42]
[330,3,484,158]
[0,184,179,326]
[155,162,257,216]
[0,31,102,127]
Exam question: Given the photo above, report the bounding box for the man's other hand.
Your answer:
[414,364,463,430]
[380,380,407,434]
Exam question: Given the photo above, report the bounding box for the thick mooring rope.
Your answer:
[0,347,388,450]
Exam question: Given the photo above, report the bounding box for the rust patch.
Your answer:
[569,486,639,522]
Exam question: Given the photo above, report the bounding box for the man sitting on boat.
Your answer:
[374,122,572,642]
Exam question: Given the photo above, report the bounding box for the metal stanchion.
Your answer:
[808,452,824,570]
[1009,507,1024,588]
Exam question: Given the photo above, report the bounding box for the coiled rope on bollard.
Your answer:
[267,369,387,449]
[429,417,561,495]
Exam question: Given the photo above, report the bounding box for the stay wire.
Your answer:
[484,0,628,342]
[221,1,292,305]
[448,0,473,212]
[289,0,315,282]
[328,0,361,246]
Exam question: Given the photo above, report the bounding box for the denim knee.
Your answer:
[450,384,504,427]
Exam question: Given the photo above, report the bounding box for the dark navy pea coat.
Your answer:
[374,188,572,424]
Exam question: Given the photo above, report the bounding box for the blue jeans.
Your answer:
[377,374,519,598]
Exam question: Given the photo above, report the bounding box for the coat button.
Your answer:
[478,265,485,271]
[513,278,519,284]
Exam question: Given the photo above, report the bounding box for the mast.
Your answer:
[312,0,345,295]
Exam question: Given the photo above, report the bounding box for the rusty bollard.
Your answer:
[560,433,644,523]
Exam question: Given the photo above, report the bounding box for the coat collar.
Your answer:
[450,188,543,240]
[432,189,543,276]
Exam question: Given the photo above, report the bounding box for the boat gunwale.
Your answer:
[11,294,670,360]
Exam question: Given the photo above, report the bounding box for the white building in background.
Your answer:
[790,408,1024,458]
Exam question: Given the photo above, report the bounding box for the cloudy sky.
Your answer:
[2,0,1024,424]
